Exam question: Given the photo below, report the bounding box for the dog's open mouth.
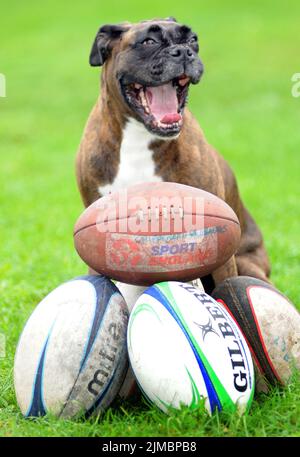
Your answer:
[121,75,190,137]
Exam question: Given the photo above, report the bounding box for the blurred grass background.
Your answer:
[0,0,299,437]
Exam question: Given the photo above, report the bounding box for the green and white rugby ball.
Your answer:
[128,281,254,414]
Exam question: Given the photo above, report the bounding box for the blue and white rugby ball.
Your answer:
[128,281,254,414]
[14,275,129,418]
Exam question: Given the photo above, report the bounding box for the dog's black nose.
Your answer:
[169,46,195,61]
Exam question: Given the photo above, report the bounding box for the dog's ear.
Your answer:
[89,23,130,67]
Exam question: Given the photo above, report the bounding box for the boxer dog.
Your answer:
[76,17,270,305]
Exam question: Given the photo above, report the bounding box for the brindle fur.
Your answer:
[76,20,271,286]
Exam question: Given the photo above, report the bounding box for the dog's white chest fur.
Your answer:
[98,118,162,196]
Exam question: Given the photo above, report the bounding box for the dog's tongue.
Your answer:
[145,82,181,124]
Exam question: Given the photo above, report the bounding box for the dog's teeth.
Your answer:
[156,120,181,130]
[139,90,150,114]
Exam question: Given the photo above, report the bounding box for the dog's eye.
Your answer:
[189,36,198,44]
[142,38,156,46]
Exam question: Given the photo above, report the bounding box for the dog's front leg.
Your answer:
[211,255,238,286]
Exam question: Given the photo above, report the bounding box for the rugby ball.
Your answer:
[14,275,129,418]
[74,182,241,286]
[116,278,205,399]
[212,276,300,391]
[127,281,254,414]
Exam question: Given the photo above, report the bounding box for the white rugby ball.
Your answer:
[115,278,204,399]
[128,281,255,414]
[14,275,129,418]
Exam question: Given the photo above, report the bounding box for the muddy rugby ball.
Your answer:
[14,275,129,418]
[212,276,300,391]
[74,182,241,286]
[128,281,254,414]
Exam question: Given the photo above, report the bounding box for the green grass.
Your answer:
[0,0,300,437]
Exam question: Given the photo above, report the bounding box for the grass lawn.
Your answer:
[0,0,300,437]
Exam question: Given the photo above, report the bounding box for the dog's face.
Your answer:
[90,18,204,137]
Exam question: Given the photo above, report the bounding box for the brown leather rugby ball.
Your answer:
[74,182,241,286]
